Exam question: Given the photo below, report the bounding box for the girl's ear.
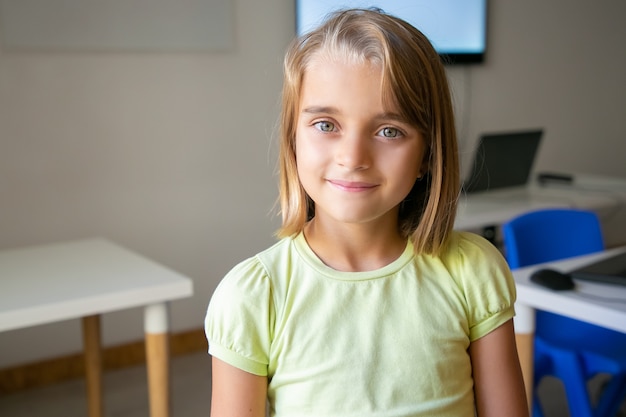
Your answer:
[418,157,429,179]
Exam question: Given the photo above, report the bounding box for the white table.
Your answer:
[455,179,623,231]
[0,238,194,417]
[511,247,626,407]
[452,174,626,407]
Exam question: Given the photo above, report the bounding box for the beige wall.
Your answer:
[453,1,626,179]
[1,0,626,367]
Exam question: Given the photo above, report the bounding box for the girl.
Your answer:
[206,8,528,417]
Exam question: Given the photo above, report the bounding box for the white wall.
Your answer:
[454,1,626,180]
[0,0,291,367]
[1,0,625,367]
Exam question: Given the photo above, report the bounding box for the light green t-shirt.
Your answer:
[205,231,516,416]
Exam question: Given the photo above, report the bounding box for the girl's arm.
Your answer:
[469,319,529,417]
[210,357,268,417]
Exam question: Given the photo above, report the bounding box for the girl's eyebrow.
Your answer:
[301,106,338,115]
[377,112,408,124]
[301,106,406,123]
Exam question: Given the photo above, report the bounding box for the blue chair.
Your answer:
[502,208,626,417]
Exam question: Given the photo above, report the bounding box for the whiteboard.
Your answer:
[0,0,233,52]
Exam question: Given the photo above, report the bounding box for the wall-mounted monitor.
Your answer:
[295,0,488,64]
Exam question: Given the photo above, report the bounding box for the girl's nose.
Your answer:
[335,134,371,170]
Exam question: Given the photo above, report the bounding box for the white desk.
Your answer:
[511,248,626,407]
[455,177,625,231]
[0,238,194,417]
[454,174,626,407]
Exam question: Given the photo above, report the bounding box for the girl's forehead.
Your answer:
[299,57,385,104]
[297,57,408,119]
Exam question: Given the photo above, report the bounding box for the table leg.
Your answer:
[514,304,536,412]
[82,315,104,417]
[144,302,171,417]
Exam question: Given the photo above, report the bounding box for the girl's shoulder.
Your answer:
[437,231,516,340]
[436,230,514,290]
[434,230,515,305]
[439,230,507,269]
[215,235,299,295]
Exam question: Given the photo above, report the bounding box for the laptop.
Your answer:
[464,129,543,193]
[569,252,626,286]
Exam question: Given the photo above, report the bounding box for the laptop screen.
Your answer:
[569,252,626,286]
[464,129,543,193]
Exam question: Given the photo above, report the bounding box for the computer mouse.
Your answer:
[530,268,576,291]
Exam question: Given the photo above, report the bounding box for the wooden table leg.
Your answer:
[514,304,536,412]
[82,315,104,417]
[145,303,171,417]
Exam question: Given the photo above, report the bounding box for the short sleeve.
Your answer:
[444,232,517,341]
[204,257,274,376]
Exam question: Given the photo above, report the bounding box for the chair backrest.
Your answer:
[502,208,604,269]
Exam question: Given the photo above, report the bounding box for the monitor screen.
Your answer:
[295,0,488,64]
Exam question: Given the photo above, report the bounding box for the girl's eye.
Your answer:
[314,121,335,132]
[379,127,402,138]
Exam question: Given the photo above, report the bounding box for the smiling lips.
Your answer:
[327,179,378,192]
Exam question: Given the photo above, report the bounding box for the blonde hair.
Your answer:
[276,8,460,255]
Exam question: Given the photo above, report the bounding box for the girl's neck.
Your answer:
[303,217,408,272]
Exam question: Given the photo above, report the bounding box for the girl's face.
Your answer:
[295,57,428,230]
